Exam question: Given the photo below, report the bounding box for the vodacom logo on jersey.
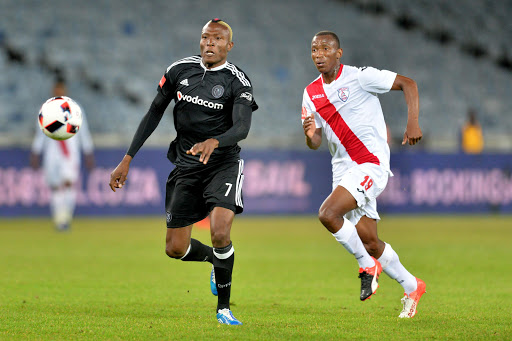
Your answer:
[176,91,224,110]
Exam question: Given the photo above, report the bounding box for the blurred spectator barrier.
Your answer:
[1,149,511,216]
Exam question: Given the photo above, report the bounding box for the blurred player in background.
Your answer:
[109,19,258,325]
[460,108,484,154]
[301,31,425,318]
[30,77,95,231]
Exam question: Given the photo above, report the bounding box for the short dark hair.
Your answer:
[314,31,341,49]
[55,75,66,85]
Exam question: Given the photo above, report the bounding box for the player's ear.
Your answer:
[227,41,234,52]
[337,48,343,59]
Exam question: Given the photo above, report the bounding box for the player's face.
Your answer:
[200,22,234,69]
[53,83,67,97]
[311,35,342,74]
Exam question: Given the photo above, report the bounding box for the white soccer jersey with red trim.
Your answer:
[302,65,396,175]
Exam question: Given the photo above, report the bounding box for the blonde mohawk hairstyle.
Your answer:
[209,18,233,42]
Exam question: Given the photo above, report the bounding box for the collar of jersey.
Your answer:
[200,59,228,71]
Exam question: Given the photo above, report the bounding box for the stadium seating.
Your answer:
[0,0,511,151]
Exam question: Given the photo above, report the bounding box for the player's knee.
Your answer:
[318,206,343,230]
[165,244,186,259]
[210,229,229,248]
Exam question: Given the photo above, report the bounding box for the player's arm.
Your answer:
[77,110,96,170]
[109,92,171,191]
[303,114,322,150]
[187,103,252,165]
[30,128,46,169]
[391,74,422,145]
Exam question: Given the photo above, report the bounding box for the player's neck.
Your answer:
[201,58,228,70]
[322,64,340,84]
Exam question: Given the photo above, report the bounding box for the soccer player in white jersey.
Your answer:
[301,31,426,318]
[30,78,95,231]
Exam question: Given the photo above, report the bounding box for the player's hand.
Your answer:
[109,155,132,192]
[402,121,423,145]
[303,114,316,139]
[29,152,40,169]
[84,153,96,171]
[186,138,219,165]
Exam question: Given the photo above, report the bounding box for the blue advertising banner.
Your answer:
[378,153,512,214]
[0,148,331,217]
[1,149,511,216]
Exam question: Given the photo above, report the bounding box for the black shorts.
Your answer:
[165,160,245,228]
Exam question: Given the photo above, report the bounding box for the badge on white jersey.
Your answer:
[338,87,350,102]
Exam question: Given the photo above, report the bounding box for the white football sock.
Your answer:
[50,188,67,226]
[332,217,375,269]
[50,187,76,227]
[63,187,77,223]
[378,243,417,294]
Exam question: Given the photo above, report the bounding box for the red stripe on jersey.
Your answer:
[335,64,343,80]
[306,77,380,166]
[58,140,70,158]
[159,75,166,88]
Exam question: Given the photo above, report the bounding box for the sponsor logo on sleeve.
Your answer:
[239,92,253,102]
[311,94,325,100]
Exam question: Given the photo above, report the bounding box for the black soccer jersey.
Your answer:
[158,55,258,169]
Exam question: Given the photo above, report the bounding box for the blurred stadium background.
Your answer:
[1,1,512,339]
[1,0,512,216]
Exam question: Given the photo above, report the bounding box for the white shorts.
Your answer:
[333,163,390,226]
[43,154,79,188]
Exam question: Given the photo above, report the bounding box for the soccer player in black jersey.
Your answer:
[109,19,258,325]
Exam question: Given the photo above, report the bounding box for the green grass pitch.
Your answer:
[0,215,511,340]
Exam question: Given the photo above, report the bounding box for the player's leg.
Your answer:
[44,156,69,231]
[49,186,67,230]
[379,240,426,318]
[165,226,214,262]
[356,216,415,290]
[319,187,382,300]
[356,215,426,317]
[165,168,213,263]
[210,207,241,324]
[205,160,244,325]
[61,181,76,229]
[165,224,193,258]
[355,215,386,259]
[48,182,74,231]
[319,186,374,269]
[54,158,78,231]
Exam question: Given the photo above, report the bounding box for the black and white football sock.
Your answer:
[180,238,213,263]
[213,242,235,311]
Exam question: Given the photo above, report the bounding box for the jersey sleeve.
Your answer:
[232,71,258,112]
[156,65,178,99]
[77,108,94,154]
[357,66,397,94]
[301,88,322,128]
[31,125,46,154]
